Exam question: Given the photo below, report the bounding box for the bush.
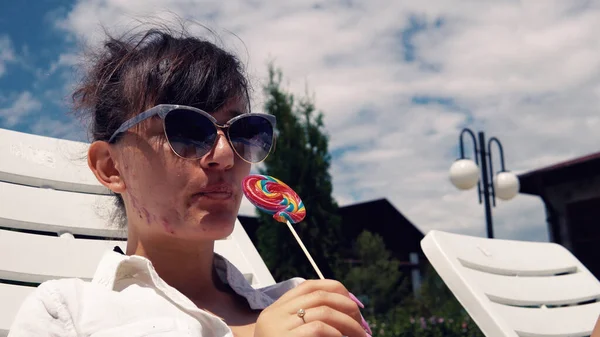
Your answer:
[365,308,483,337]
[360,264,484,337]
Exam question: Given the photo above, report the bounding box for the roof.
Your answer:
[519,152,600,196]
[336,198,424,257]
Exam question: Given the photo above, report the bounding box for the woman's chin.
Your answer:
[191,214,237,239]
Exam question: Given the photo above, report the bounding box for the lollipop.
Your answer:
[242,175,306,224]
[242,174,323,279]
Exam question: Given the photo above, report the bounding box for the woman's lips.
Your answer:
[192,184,235,201]
[196,191,233,200]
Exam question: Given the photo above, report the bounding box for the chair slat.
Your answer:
[0,128,109,194]
[463,268,600,306]
[491,301,600,337]
[435,231,579,276]
[0,229,125,283]
[0,181,125,238]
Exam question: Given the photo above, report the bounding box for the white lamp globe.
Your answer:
[493,171,520,200]
[449,159,480,190]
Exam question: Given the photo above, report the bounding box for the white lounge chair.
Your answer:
[421,230,600,337]
[0,128,275,336]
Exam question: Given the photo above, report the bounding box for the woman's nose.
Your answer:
[201,130,234,170]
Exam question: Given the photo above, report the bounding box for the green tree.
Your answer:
[341,230,409,315]
[412,264,467,317]
[256,64,343,281]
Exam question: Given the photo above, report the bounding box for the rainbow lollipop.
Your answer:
[242,174,323,279]
[242,175,306,224]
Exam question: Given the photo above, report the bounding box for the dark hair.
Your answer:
[72,24,250,228]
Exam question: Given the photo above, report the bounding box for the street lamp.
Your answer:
[449,128,520,238]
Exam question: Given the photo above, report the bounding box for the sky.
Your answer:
[2,0,600,242]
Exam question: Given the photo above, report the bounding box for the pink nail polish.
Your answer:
[361,316,373,335]
[349,292,365,309]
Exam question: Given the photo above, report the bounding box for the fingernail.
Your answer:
[349,292,364,309]
[361,316,373,335]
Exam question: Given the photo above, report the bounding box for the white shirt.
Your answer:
[8,247,304,337]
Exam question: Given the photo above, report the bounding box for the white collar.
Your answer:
[91,247,276,310]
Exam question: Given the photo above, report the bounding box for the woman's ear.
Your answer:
[88,141,126,194]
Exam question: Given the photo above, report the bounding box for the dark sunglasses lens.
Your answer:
[228,115,274,163]
[164,109,217,159]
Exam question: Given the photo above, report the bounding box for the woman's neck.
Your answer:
[128,234,222,302]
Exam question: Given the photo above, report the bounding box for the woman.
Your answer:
[8,26,371,337]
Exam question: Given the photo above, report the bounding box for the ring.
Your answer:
[297,308,306,323]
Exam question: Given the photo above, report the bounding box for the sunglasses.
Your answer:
[108,104,276,163]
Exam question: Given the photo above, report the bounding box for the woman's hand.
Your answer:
[254,279,370,337]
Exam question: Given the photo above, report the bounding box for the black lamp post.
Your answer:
[449,128,520,238]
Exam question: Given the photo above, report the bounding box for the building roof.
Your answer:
[519,152,600,196]
[336,198,424,257]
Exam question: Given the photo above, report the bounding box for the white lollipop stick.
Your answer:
[286,220,324,279]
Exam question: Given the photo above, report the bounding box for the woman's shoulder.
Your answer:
[20,278,101,313]
[29,278,86,299]
[36,277,98,295]
[9,278,96,336]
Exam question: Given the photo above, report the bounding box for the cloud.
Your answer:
[29,116,88,142]
[47,52,81,76]
[0,35,16,77]
[51,0,600,241]
[0,91,42,127]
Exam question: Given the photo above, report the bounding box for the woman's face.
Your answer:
[114,99,251,241]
